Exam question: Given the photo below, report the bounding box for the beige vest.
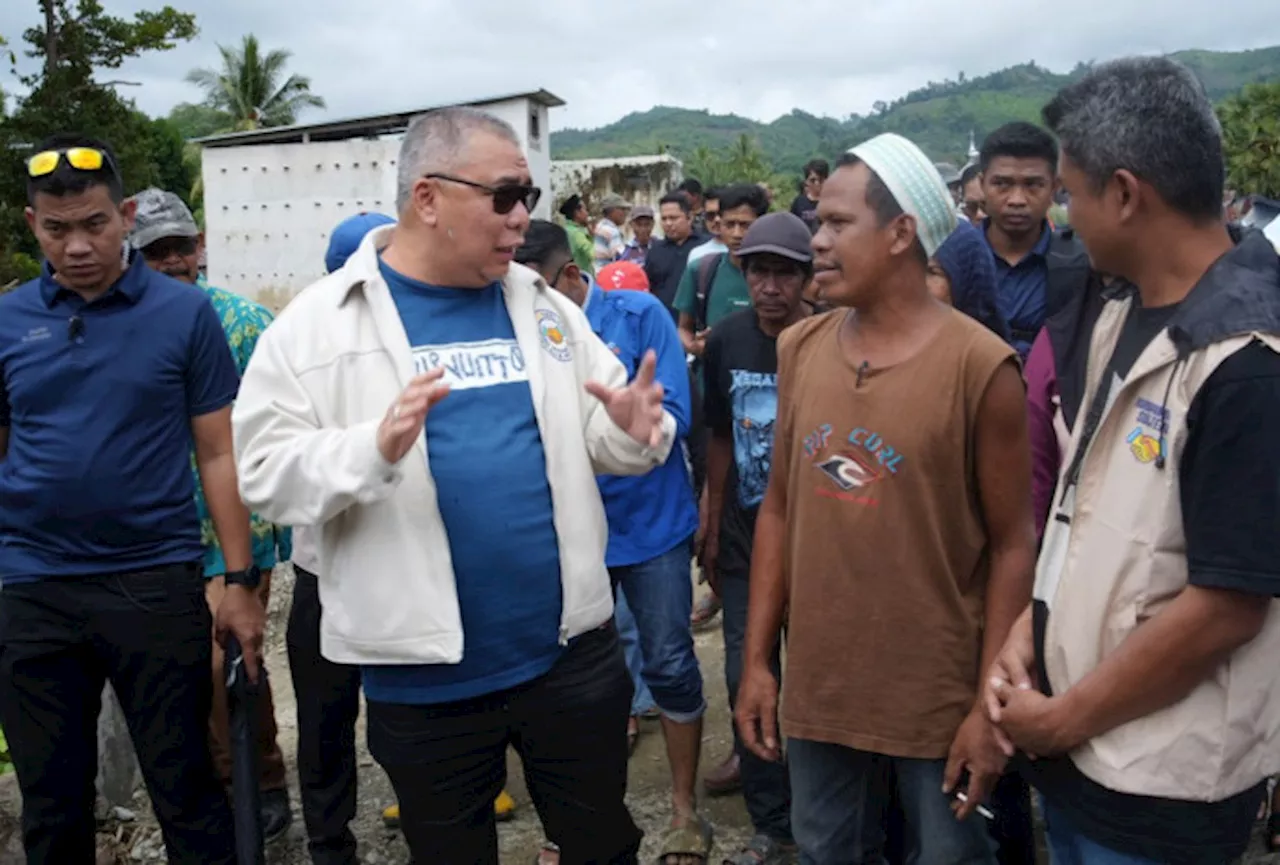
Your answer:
[1035,293,1280,801]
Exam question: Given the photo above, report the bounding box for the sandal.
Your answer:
[657,812,714,864]
[691,594,722,630]
[722,834,797,865]
[535,841,560,865]
[628,716,641,755]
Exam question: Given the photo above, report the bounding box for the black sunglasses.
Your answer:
[425,173,542,215]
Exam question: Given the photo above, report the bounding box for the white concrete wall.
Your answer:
[201,97,553,303]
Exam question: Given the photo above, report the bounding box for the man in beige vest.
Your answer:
[986,56,1280,865]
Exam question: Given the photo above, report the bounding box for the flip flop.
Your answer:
[657,813,714,864]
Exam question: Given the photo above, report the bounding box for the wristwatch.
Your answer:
[225,565,262,590]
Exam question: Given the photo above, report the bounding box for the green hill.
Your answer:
[550,45,1280,175]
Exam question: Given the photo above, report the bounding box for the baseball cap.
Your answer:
[130,188,199,251]
[736,212,814,264]
[597,261,650,292]
[600,194,632,212]
[631,204,655,221]
[326,212,395,273]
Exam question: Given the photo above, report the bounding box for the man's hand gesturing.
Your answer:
[377,368,450,463]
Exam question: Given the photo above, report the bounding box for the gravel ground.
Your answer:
[1,563,1277,863]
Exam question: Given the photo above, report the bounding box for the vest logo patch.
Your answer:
[536,309,572,362]
[1126,427,1162,464]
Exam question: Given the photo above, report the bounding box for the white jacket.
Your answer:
[232,226,675,664]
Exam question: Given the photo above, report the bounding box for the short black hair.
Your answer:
[25,133,124,205]
[704,187,721,204]
[515,220,572,269]
[834,153,926,265]
[959,162,982,188]
[557,194,583,220]
[659,192,692,215]
[718,183,769,217]
[678,178,703,197]
[1043,56,1224,223]
[979,122,1059,175]
[803,159,831,180]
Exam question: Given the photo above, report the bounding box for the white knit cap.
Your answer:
[847,133,958,258]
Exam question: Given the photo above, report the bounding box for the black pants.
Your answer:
[367,622,642,865]
[988,771,1036,865]
[721,571,792,842]
[286,566,362,865]
[0,564,235,865]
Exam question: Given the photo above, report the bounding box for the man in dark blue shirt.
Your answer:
[645,192,710,316]
[980,122,1062,360]
[0,134,262,865]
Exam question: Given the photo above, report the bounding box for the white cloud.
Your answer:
[2,0,1279,133]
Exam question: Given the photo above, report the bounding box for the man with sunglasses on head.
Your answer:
[233,107,675,865]
[128,187,295,844]
[0,134,260,864]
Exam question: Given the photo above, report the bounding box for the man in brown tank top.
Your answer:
[735,133,1037,864]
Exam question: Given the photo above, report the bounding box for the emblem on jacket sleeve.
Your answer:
[536,308,572,362]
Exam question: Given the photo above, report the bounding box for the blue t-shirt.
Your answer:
[584,285,698,567]
[359,260,564,705]
[0,256,239,583]
[986,220,1052,358]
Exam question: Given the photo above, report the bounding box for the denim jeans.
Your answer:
[1042,801,1162,865]
[722,570,792,842]
[614,590,656,716]
[609,535,705,723]
[788,738,997,865]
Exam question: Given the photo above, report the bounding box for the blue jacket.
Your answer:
[584,284,698,567]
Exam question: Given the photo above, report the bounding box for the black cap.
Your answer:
[736,212,814,263]
[558,194,583,219]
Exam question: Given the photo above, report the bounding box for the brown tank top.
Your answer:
[774,307,1015,758]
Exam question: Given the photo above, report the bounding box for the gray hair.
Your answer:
[395,107,521,212]
[1042,56,1224,221]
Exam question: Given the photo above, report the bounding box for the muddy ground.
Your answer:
[0,563,1277,863]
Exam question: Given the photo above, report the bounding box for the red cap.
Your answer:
[597,261,650,292]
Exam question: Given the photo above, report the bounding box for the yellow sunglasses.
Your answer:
[26,147,116,179]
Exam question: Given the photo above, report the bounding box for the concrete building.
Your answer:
[196,89,564,305]
[550,154,683,216]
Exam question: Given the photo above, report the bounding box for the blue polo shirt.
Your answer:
[584,284,698,567]
[986,220,1052,358]
[359,258,564,705]
[0,256,240,584]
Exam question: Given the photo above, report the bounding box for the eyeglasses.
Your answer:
[141,236,199,261]
[424,173,542,215]
[27,147,119,179]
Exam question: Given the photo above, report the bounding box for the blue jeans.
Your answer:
[1042,801,1161,865]
[614,591,655,716]
[609,536,705,724]
[722,571,792,842]
[788,738,996,865]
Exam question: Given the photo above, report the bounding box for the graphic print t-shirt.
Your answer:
[360,260,564,705]
[703,309,779,576]
[774,309,1015,759]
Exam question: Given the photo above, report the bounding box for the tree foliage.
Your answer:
[1218,82,1280,199]
[0,0,198,284]
[186,34,325,131]
[552,46,1280,177]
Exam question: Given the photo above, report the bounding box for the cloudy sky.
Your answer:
[3,0,1280,132]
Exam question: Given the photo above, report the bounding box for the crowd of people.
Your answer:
[1,53,1279,865]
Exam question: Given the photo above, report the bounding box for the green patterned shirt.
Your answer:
[193,278,291,577]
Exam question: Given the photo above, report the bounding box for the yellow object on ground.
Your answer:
[382,790,517,829]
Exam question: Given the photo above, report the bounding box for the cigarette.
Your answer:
[954,791,996,821]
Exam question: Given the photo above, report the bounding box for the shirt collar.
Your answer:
[40,250,149,309]
[982,219,1053,264]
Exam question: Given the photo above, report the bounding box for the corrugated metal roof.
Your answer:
[193,89,565,148]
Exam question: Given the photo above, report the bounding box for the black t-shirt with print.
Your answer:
[702,309,779,578]
[789,193,819,234]
[1027,300,1280,864]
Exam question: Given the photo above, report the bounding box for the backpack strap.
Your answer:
[694,253,724,332]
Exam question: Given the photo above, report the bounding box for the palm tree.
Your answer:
[186,34,325,131]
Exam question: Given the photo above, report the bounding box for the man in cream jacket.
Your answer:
[233,107,673,865]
